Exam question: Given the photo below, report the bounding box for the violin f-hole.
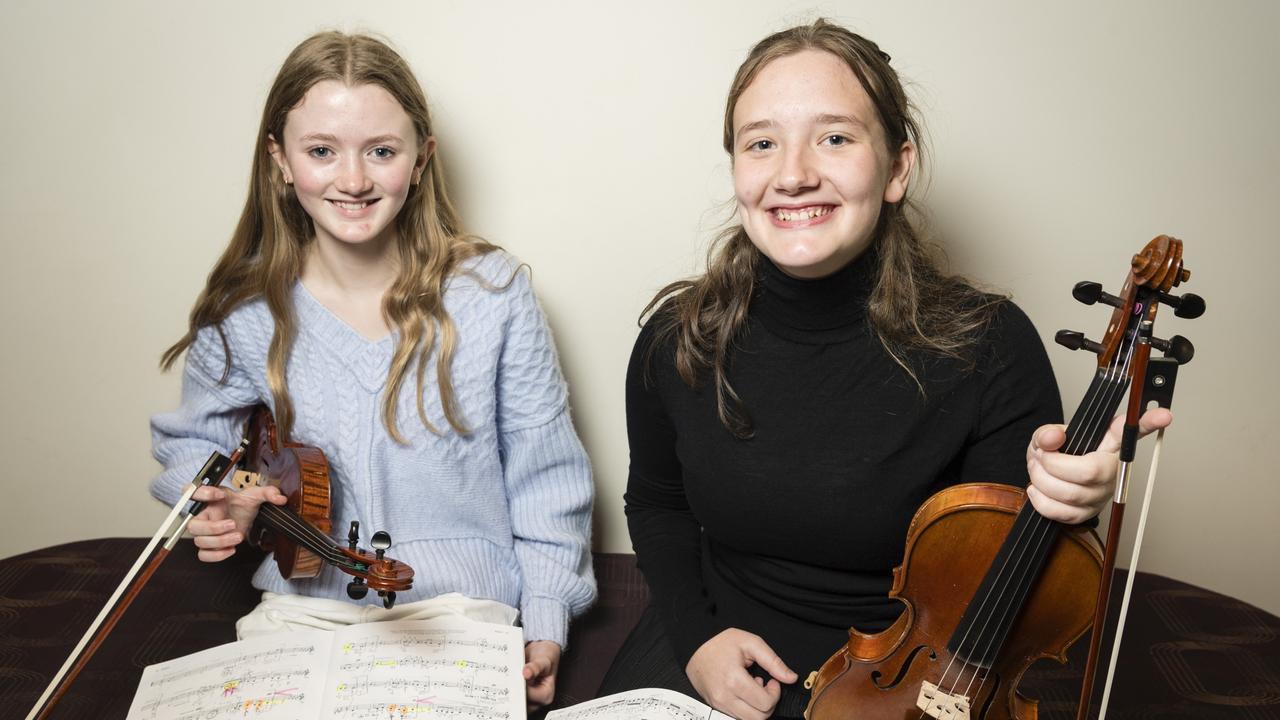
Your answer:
[872,644,936,690]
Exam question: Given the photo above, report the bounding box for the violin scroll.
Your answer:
[342,521,405,609]
[1063,235,1204,370]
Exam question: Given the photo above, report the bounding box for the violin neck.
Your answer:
[255,504,349,567]
[946,368,1128,668]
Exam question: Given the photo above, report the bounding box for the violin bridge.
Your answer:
[917,680,970,720]
[230,470,264,491]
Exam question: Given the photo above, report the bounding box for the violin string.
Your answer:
[962,340,1141,702]
[256,503,334,553]
[938,329,1136,709]
[962,335,1136,707]
[930,495,1042,700]
[257,504,357,570]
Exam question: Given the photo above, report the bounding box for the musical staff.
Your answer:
[545,689,734,720]
[125,617,525,720]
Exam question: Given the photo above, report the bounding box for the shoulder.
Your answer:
[450,248,527,292]
[977,298,1051,367]
[186,295,274,377]
[628,301,682,387]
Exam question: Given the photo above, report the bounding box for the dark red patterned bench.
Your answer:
[2,539,1276,719]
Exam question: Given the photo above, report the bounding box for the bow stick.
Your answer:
[26,440,248,720]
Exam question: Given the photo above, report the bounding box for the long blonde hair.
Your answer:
[162,31,497,442]
[647,19,1002,438]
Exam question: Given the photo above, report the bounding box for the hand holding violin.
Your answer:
[1026,408,1173,525]
[686,628,798,720]
[187,484,288,562]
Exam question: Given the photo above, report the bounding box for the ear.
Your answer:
[266,133,292,184]
[882,140,916,204]
[413,136,436,186]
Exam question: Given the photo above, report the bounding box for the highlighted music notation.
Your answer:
[124,617,526,720]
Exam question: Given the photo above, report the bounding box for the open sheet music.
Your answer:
[125,616,524,720]
[546,689,732,720]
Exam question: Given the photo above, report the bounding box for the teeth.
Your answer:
[774,206,831,221]
[332,200,370,210]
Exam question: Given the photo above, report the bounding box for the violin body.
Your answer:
[243,406,333,579]
[805,483,1102,720]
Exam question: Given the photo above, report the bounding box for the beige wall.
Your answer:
[2,0,1276,617]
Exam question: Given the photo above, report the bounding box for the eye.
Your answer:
[308,146,332,159]
[371,146,396,159]
[747,139,775,152]
[822,134,851,147]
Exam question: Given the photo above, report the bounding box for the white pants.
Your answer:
[236,591,520,640]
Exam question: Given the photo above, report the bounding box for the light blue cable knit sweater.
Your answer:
[150,251,596,647]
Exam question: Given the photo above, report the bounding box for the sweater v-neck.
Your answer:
[293,282,394,392]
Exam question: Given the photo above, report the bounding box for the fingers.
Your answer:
[686,629,795,720]
[522,656,551,680]
[523,643,558,711]
[1027,439,1114,523]
[740,634,797,684]
[260,484,290,505]
[1028,424,1068,455]
[1138,407,1174,436]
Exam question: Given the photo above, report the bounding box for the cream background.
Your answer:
[2,1,1276,617]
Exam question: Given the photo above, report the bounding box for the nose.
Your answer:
[775,144,819,194]
[336,157,374,195]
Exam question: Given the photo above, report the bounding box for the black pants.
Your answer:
[599,604,811,720]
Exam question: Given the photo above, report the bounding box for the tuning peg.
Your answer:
[346,578,368,600]
[1055,330,1105,355]
[1158,291,1206,319]
[1072,281,1124,308]
[380,591,397,609]
[348,520,361,550]
[371,531,392,561]
[1150,334,1194,365]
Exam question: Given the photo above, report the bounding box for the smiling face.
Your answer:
[268,80,431,254]
[732,50,915,279]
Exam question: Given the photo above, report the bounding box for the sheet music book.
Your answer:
[545,689,732,720]
[125,616,525,720]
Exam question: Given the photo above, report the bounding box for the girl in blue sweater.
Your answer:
[149,32,594,710]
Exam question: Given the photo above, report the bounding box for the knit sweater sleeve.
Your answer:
[959,301,1064,488]
[150,323,261,506]
[494,266,597,648]
[622,319,730,668]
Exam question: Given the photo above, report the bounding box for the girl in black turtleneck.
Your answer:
[599,19,1171,720]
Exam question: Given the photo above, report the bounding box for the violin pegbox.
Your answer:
[1057,235,1204,368]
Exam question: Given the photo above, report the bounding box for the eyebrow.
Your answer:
[735,113,870,140]
[296,132,407,146]
[816,113,868,130]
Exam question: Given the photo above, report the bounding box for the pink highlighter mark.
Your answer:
[272,688,299,697]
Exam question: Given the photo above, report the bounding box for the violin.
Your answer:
[232,405,414,607]
[803,236,1202,720]
[26,407,420,720]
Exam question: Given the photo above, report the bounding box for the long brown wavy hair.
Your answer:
[161,32,498,442]
[646,19,1003,438]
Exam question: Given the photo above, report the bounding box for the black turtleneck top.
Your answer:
[623,253,1063,679]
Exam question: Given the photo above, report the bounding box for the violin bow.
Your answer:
[1070,236,1202,720]
[25,440,248,720]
